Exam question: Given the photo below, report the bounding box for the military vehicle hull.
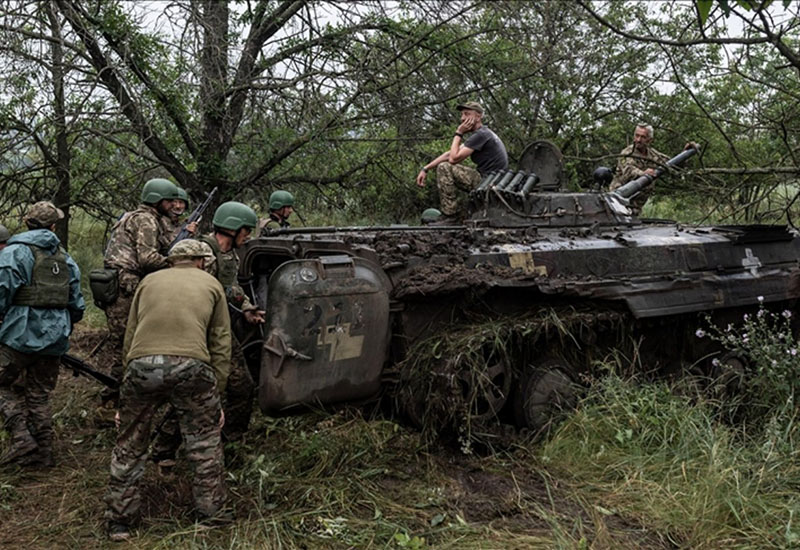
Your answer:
[239,218,800,434]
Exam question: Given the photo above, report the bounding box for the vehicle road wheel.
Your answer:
[513,357,580,434]
[455,351,512,422]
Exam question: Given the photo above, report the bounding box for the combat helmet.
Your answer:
[0,224,10,243]
[141,178,180,205]
[212,201,258,231]
[175,187,190,208]
[269,190,294,210]
[421,208,442,224]
[168,239,215,262]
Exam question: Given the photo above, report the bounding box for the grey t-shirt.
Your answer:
[464,126,508,175]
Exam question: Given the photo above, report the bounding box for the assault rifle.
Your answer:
[61,353,119,389]
[169,186,219,248]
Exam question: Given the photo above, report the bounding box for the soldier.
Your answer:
[0,223,10,251]
[609,124,697,214]
[260,190,294,231]
[0,201,85,468]
[105,239,231,541]
[102,178,180,388]
[416,101,508,222]
[152,201,264,467]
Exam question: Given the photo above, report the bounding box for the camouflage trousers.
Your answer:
[152,335,254,460]
[104,277,137,384]
[0,345,60,459]
[105,355,226,525]
[436,163,482,216]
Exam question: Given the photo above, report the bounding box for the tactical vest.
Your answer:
[200,234,237,290]
[12,245,70,308]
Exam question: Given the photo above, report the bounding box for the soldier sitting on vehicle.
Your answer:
[0,201,85,468]
[104,239,231,541]
[609,123,698,214]
[416,101,508,222]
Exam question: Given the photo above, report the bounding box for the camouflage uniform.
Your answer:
[436,163,481,217]
[0,202,85,467]
[153,234,257,455]
[103,205,172,383]
[106,356,226,524]
[609,144,670,214]
[258,213,290,233]
[105,248,231,530]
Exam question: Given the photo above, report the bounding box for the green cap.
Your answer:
[456,101,483,115]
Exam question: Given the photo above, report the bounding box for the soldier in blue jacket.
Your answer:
[0,201,85,467]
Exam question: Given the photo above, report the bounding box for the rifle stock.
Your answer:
[61,353,119,389]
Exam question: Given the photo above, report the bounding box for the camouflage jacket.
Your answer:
[609,144,669,190]
[199,233,256,312]
[104,205,171,281]
[258,213,290,234]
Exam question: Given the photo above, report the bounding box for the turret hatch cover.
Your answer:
[518,140,565,189]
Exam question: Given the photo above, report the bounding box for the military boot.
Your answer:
[0,430,38,466]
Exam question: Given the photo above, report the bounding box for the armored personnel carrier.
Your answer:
[238,142,800,439]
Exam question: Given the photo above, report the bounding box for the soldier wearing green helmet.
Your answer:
[165,187,195,244]
[0,223,10,251]
[260,190,294,231]
[100,178,182,391]
[151,201,265,461]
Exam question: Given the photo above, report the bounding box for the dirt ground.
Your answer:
[0,327,674,550]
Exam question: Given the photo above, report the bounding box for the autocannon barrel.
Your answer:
[613,146,698,199]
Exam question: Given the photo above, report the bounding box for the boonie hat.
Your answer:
[168,239,214,262]
[456,101,484,115]
[24,201,64,228]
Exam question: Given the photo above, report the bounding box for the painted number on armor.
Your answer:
[505,249,547,276]
[317,323,364,361]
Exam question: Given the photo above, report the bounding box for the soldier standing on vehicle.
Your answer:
[104,239,231,541]
[102,178,180,389]
[0,224,10,251]
[416,101,508,222]
[259,190,294,232]
[152,201,264,467]
[0,202,85,468]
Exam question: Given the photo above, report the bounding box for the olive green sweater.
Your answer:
[122,263,232,391]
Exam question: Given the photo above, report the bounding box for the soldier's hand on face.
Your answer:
[244,309,266,324]
[457,117,475,135]
[416,170,427,187]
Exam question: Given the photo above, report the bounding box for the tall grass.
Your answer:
[539,371,800,549]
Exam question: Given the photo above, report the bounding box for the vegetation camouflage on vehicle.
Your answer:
[238,141,800,444]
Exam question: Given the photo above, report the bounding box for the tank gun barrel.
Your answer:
[614,146,698,199]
